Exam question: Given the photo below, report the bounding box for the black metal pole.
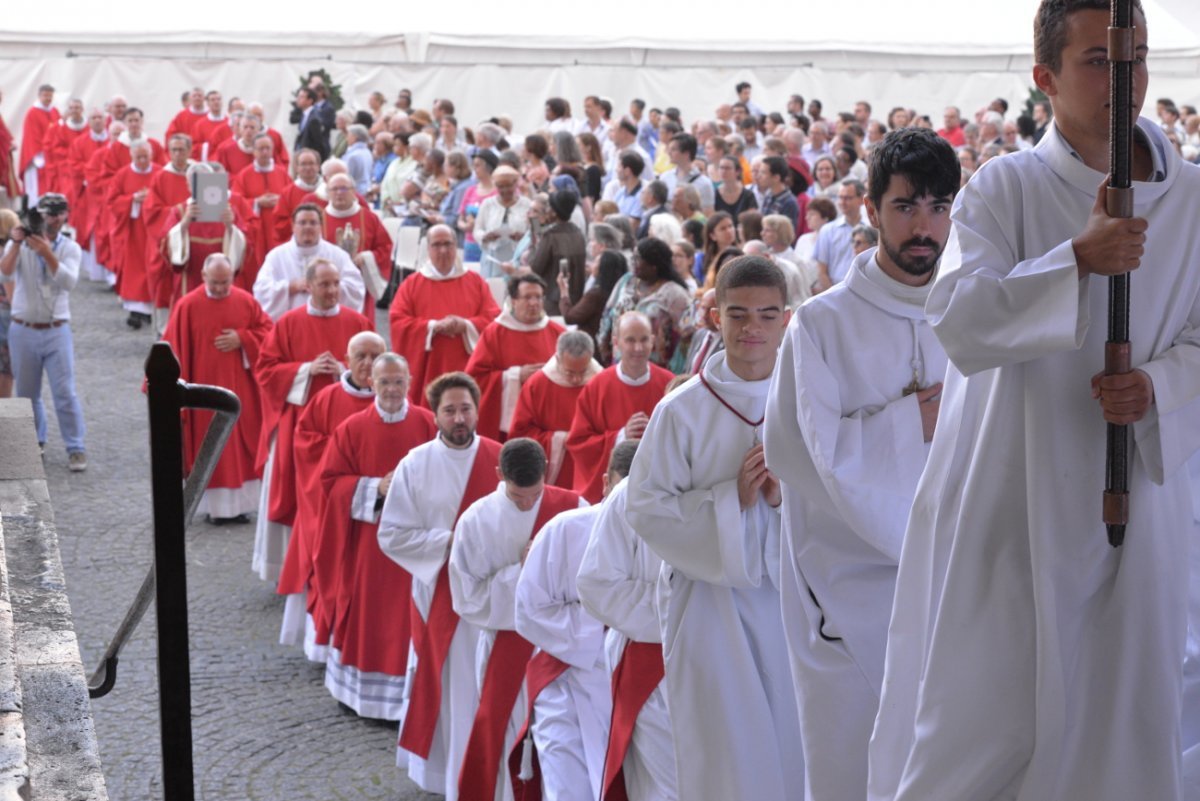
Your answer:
[1104,0,1135,547]
[145,342,196,801]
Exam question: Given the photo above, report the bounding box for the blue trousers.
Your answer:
[8,321,86,453]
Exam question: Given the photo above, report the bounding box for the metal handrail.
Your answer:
[88,342,240,801]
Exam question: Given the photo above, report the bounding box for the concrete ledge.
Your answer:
[0,400,107,801]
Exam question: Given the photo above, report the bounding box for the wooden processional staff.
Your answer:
[1103,0,1135,547]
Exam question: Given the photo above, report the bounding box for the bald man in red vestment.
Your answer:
[322,173,393,315]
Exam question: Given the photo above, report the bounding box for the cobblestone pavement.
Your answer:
[39,278,439,800]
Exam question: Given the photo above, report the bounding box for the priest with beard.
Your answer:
[377,372,502,801]
[42,97,86,197]
[509,329,602,490]
[251,259,372,585]
[252,204,364,320]
[159,254,274,523]
[322,173,393,315]
[162,162,251,307]
[466,275,565,441]
[317,353,437,719]
[18,84,59,205]
[450,438,585,801]
[389,224,500,407]
[272,148,323,244]
[566,311,673,503]
[234,133,292,288]
[277,330,384,661]
[106,142,160,330]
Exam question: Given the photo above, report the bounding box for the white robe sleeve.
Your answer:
[449,502,523,631]
[781,313,926,562]
[252,249,293,320]
[1132,310,1200,483]
[333,248,366,312]
[626,400,775,589]
[927,167,1091,376]
[285,363,313,406]
[377,457,454,585]
[577,483,662,644]
[351,477,383,524]
[516,512,606,670]
[167,220,189,265]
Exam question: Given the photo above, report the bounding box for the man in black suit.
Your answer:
[293,87,329,162]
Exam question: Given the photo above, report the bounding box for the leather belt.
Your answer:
[12,317,67,330]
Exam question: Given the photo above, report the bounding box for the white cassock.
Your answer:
[449,485,588,801]
[378,435,484,801]
[764,248,946,801]
[252,238,365,320]
[869,119,1200,801]
[627,352,804,801]
[577,480,678,801]
[1184,451,1200,796]
[515,505,612,801]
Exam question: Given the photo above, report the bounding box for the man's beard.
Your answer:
[882,235,942,277]
[439,423,473,447]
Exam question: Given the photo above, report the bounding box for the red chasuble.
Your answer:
[66,134,106,245]
[254,306,373,527]
[316,403,437,673]
[400,436,503,758]
[0,116,19,199]
[233,163,292,289]
[509,368,591,489]
[190,115,232,160]
[601,642,666,801]
[272,180,319,244]
[322,204,393,313]
[266,128,290,168]
[165,107,206,142]
[465,316,565,441]
[389,270,500,407]
[276,377,374,603]
[18,105,59,184]
[102,138,168,176]
[566,364,673,503]
[41,119,87,195]
[457,485,582,801]
[160,285,273,488]
[213,138,255,177]
[143,168,192,309]
[106,164,160,303]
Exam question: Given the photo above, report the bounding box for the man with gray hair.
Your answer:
[343,124,373,196]
[511,329,602,488]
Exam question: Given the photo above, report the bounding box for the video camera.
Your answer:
[17,193,68,239]
[17,207,44,238]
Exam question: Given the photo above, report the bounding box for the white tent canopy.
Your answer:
[3,0,1198,143]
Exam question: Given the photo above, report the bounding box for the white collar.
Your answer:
[338,370,374,397]
[254,159,276,173]
[131,162,154,175]
[118,131,147,148]
[541,353,602,388]
[204,288,229,299]
[306,302,341,317]
[295,176,321,192]
[207,112,227,123]
[418,257,466,280]
[64,117,86,131]
[293,241,321,259]
[166,161,193,176]
[615,363,651,386]
[237,139,255,155]
[326,201,361,219]
[188,106,206,116]
[33,101,54,112]
[840,248,929,321]
[89,129,109,143]
[495,309,549,332]
[375,398,409,422]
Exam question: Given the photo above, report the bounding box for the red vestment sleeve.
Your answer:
[565,380,620,503]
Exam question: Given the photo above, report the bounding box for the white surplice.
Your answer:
[450,485,588,801]
[515,504,612,801]
[576,480,678,801]
[869,119,1200,801]
[377,434,484,801]
[252,238,366,320]
[627,352,804,801]
[764,248,946,801]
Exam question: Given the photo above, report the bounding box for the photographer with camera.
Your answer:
[0,193,87,471]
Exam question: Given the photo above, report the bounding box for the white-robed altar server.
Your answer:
[867,3,1200,800]
[377,372,501,801]
[763,127,957,801]
[510,445,630,800]
[448,438,584,801]
[626,256,803,801]
[577,441,678,801]
[252,203,365,320]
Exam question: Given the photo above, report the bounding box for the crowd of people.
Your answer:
[1,0,1200,799]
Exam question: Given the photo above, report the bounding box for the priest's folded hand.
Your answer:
[737,444,772,510]
[1090,368,1155,425]
[213,329,241,352]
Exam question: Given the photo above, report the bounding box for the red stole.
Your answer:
[601,641,666,801]
[457,485,582,801]
[398,436,503,758]
[506,650,572,801]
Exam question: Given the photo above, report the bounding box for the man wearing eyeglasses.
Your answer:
[0,193,87,471]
